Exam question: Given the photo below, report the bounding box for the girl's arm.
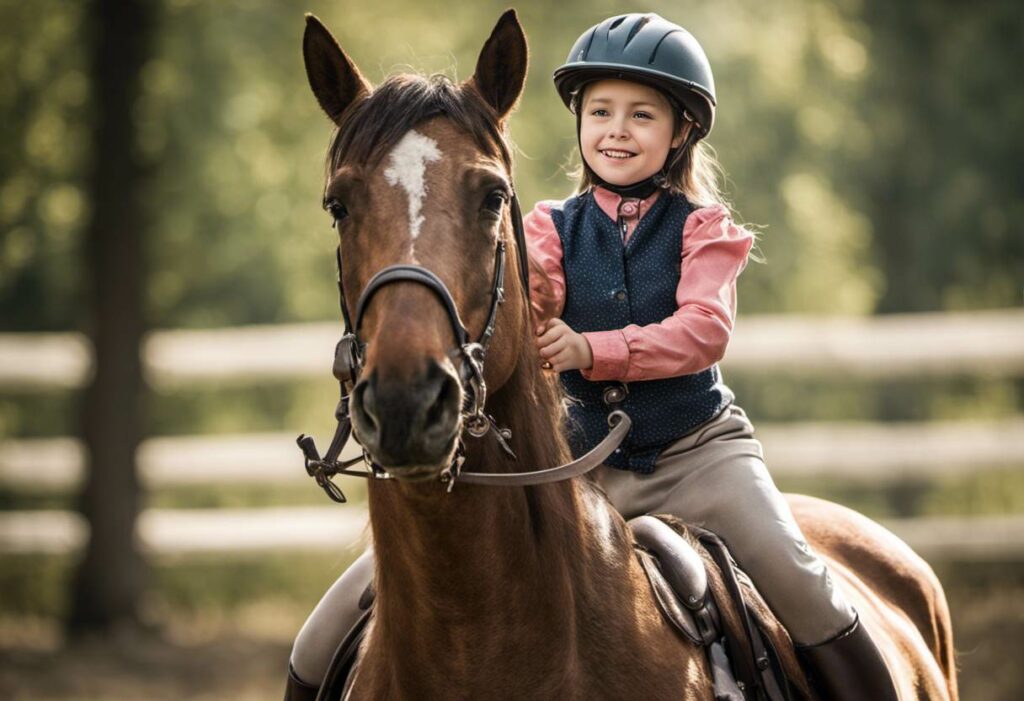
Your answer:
[581,204,754,382]
[524,201,567,325]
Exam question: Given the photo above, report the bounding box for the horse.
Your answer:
[299,10,958,700]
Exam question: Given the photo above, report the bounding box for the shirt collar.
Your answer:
[592,186,662,222]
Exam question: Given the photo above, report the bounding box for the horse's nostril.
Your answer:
[352,378,380,435]
[351,363,460,466]
[426,374,458,427]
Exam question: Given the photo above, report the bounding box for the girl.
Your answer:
[528,12,897,701]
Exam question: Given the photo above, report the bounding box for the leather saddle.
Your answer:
[315,517,806,701]
[629,514,805,701]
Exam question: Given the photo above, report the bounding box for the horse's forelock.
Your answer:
[325,73,512,181]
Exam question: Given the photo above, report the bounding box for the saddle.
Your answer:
[315,518,811,701]
[629,514,811,701]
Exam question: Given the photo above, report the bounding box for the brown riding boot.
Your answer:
[796,616,899,701]
[283,664,319,701]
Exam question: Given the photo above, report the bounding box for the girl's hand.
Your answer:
[535,318,594,372]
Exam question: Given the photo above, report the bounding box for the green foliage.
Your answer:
[727,373,1024,423]
[151,550,358,614]
[0,554,70,618]
[0,0,91,331]
[0,550,358,618]
[776,468,1024,519]
[2,0,1022,331]
[851,0,1024,312]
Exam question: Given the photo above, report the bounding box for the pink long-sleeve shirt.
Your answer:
[526,187,754,383]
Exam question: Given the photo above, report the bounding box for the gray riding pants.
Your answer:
[595,404,855,646]
[290,404,856,684]
[291,546,375,685]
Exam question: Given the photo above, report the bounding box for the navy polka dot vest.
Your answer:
[551,189,734,473]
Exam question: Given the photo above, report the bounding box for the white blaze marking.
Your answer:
[383,130,442,247]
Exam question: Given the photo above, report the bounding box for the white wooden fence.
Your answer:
[3,310,1023,390]
[1,309,1022,559]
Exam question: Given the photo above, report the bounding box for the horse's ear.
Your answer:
[469,9,528,122]
[303,14,371,125]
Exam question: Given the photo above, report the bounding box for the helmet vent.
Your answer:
[579,27,597,61]
[624,15,651,47]
[609,16,626,30]
[648,29,683,64]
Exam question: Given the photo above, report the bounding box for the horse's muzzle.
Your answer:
[350,360,462,472]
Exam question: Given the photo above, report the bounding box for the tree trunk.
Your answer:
[68,0,155,634]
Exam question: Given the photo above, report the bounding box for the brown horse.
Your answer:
[301,10,958,700]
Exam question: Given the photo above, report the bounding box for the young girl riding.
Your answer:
[285,13,899,701]
[528,13,897,701]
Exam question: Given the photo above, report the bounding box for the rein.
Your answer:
[296,192,631,502]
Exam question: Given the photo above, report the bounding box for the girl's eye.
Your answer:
[590,108,609,117]
[634,111,653,120]
[482,189,509,216]
[325,199,349,228]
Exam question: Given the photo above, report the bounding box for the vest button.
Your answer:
[614,290,626,301]
[603,384,628,405]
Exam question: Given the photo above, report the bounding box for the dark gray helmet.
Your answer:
[553,13,716,137]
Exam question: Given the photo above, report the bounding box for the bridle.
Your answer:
[297,189,630,503]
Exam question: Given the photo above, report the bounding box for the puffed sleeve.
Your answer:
[524,201,567,327]
[580,204,754,382]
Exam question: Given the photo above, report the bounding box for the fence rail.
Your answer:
[3,309,1023,389]
[2,507,1021,562]
[0,507,369,555]
[3,419,1023,490]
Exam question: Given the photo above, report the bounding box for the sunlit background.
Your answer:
[1,0,1022,698]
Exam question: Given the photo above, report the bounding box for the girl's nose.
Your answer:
[607,121,630,140]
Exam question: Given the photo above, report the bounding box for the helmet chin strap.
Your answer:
[592,173,662,199]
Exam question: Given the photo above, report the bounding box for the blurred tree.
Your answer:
[850,0,1024,313]
[67,0,155,634]
[0,0,90,332]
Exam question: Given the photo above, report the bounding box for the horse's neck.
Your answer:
[368,474,586,618]
[365,474,634,696]
[360,361,649,693]
[367,356,598,618]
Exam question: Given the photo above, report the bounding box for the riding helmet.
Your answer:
[553,13,717,138]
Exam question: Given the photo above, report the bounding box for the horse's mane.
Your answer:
[325,73,513,178]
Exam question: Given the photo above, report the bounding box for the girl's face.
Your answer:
[579,79,684,187]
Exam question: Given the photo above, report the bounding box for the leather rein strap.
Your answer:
[297,192,631,502]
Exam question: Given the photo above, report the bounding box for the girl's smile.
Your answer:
[579,79,685,187]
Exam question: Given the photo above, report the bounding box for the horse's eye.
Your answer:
[325,199,349,228]
[482,189,509,216]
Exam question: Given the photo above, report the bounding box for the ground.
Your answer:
[1,573,1021,700]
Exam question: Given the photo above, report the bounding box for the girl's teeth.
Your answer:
[603,150,633,159]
